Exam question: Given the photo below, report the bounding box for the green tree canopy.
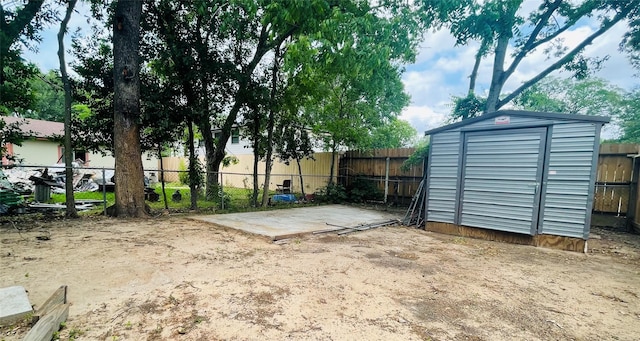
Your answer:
[423,0,640,116]
[618,88,640,143]
[369,118,417,149]
[512,77,625,117]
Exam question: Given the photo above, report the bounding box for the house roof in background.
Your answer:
[1,116,64,138]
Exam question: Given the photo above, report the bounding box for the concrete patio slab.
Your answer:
[0,286,32,327]
[190,205,401,240]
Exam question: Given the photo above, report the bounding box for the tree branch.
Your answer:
[1,0,45,54]
[497,10,630,109]
[58,0,78,218]
[468,44,484,95]
[504,0,563,78]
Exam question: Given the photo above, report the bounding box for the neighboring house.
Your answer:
[1,116,158,171]
[211,125,324,157]
[212,126,250,156]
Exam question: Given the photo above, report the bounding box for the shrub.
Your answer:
[347,176,383,203]
[178,160,189,185]
[178,159,204,195]
[315,183,347,203]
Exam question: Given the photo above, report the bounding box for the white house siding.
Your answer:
[11,140,60,165]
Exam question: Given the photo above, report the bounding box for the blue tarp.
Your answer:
[272,194,296,203]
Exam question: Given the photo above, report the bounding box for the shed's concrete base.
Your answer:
[426,222,587,252]
[0,286,33,327]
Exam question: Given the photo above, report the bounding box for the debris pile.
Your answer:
[0,164,102,214]
[0,164,160,214]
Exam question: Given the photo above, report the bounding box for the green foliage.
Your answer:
[346,176,383,203]
[315,183,347,204]
[618,88,640,143]
[0,53,39,115]
[402,138,430,172]
[512,77,624,117]
[71,32,185,155]
[216,189,231,209]
[282,0,420,155]
[188,157,205,196]
[178,160,189,186]
[21,70,65,122]
[222,155,239,168]
[451,94,485,121]
[369,118,418,149]
[177,159,204,193]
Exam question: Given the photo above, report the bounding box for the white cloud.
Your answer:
[400,105,449,133]
[413,29,460,65]
[400,11,637,137]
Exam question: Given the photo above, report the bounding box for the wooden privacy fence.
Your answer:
[594,144,639,216]
[339,148,424,205]
[594,144,640,232]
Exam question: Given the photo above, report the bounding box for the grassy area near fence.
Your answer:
[49,184,287,214]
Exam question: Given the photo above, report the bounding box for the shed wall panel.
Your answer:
[540,122,598,238]
[426,131,460,223]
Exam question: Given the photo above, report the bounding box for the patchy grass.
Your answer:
[49,184,305,215]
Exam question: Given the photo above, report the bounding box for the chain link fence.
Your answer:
[0,163,421,214]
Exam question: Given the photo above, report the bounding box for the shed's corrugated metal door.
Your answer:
[460,128,547,235]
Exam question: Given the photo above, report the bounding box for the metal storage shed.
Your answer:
[424,110,609,251]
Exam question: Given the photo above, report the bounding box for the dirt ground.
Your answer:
[1,211,639,341]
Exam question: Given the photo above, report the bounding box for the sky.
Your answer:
[19,1,639,138]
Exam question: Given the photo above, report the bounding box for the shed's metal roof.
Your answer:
[424,110,610,136]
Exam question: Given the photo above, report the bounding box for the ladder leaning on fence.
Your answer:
[403,179,425,227]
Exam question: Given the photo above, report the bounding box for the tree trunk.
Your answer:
[296,155,305,198]
[328,140,337,186]
[250,106,261,207]
[58,0,77,218]
[261,45,280,207]
[208,27,287,188]
[112,0,147,217]
[252,144,260,207]
[199,117,218,201]
[196,69,219,202]
[159,145,168,209]
[0,5,5,92]
[484,35,509,113]
[187,120,198,210]
[260,154,273,207]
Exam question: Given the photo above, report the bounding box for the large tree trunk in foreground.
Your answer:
[58,0,77,218]
[112,0,147,217]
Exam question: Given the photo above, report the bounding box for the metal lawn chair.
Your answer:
[276,179,291,194]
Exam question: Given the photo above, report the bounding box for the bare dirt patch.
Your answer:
[1,215,639,340]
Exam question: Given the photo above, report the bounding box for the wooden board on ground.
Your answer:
[23,304,69,341]
[23,285,68,341]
